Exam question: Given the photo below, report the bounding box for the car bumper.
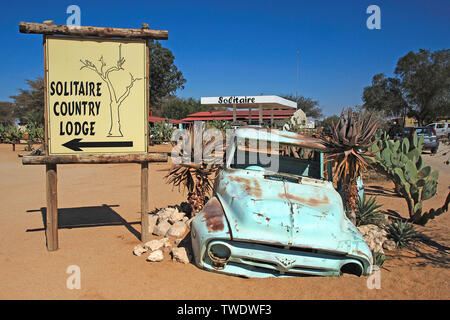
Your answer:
[196,239,369,278]
[422,141,439,149]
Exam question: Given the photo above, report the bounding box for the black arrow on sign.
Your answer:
[62,138,133,151]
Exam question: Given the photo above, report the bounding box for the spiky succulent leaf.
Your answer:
[386,220,419,248]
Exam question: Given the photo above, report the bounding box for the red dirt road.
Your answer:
[0,143,449,299]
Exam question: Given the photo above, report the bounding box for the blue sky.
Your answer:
[1,0,449,117]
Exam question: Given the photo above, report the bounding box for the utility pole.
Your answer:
[296,50,299,109]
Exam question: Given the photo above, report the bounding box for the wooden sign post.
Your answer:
[20,21,169,251]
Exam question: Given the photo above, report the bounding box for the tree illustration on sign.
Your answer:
[80,44,142,137]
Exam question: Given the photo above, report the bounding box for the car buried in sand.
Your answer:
[190,127,373,278]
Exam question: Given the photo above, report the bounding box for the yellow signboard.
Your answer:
[45,36,148,155]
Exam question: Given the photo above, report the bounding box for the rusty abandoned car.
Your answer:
[190,127,373,278]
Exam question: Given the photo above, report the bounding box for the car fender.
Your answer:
[190,196,231,267]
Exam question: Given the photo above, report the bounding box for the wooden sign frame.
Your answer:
[43,36,149,155]
[21,21,169,251]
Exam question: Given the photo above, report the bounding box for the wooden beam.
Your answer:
[140,162,149,243]
[19,22,168,40]
[46,163,58,251]
[43,36,49,154]
[22,153,168,165]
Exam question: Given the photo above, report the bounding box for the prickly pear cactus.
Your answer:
[369,130,443,225]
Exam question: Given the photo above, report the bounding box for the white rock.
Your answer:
[148,214,158,234]
[133,244,147,256]
[357,224,388,254]
[383,239,396,251]
[171,247,189,264]
[153,220,171,237]
[167,221,187,238]
[147,250,164,262]
[157,207,176,222]
[169,209,185,224]
[161,237,172,248]
[144,239,164,251]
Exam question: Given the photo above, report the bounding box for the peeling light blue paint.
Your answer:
[191,127,373,278]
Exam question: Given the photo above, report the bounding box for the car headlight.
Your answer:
[208,243,231,269]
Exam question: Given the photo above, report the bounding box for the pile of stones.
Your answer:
[133,204,193,264]
[357,224,396,254]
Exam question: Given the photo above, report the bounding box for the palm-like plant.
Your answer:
[323,108,379,213]
[165,122,226,214]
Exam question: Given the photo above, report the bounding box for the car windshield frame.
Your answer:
[227,137,325,180]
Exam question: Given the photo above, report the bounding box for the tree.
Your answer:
[0,102,16,124]
[280,94,323,119]
[161,97,208,120]
[362,49,450,125]
[395,49,449,125]
[80,44,142,137]
[362,73,408,118]
[10,78,45,125]
[149,41,186,113]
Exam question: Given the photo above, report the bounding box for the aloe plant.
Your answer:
[386,220,419,248]
[356,194,385,227]
[323,108,379,213]
[372,250,388,267]
[166,122,225,214]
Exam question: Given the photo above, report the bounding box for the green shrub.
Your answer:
[207,120,232,131]
[149,121,174,145]
[0,123,6,142]
[372,250,388,267]
[4,125,22,144]
[386,220,419,248]
[356,194,385,227]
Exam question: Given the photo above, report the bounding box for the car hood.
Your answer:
[216,168,356,254]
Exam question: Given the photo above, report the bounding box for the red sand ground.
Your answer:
[0,143,448,299]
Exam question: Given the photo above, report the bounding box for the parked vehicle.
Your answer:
[190,127,373,278]
[426,122,449,139]
[388,126,414,141]
[413,127,440,154]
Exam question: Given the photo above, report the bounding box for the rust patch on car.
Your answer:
[279,193,329,206]
[354,250,370,261]
[203,198,224,232]
[252,180,262,197]
[228,176,262,197]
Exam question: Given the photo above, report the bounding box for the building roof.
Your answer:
[181,109,296,122]
[148,116,166,123]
